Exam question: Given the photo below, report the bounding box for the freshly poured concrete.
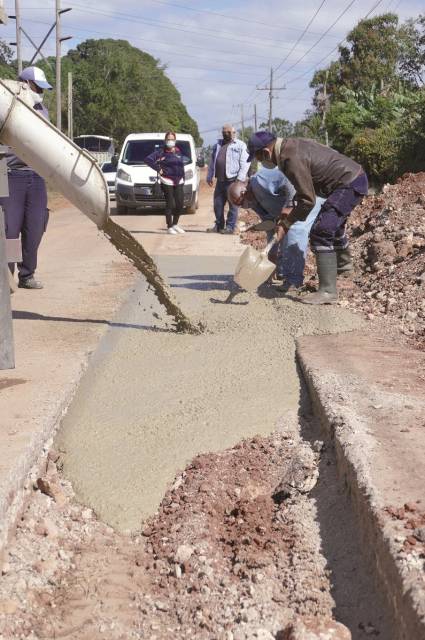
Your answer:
[57,256,363,532]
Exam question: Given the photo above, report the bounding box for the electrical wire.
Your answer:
[273,0,327,74]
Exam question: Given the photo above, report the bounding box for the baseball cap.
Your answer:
[19,66,52,90]
[247,131,276,161]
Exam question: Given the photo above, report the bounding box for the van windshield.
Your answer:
[122,140,192,165]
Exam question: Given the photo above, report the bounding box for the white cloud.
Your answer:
[2,0,424,143]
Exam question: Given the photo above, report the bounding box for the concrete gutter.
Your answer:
[297,332,425,640]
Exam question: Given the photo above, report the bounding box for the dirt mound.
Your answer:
[0,434,338,639]
[346,172,425,349]
[239,172,425,349]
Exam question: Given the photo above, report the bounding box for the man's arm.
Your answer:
[236,142,250,182]
[282,156,316,223]
[206,145,216,184]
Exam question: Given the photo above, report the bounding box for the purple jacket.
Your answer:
[144,146,190,186]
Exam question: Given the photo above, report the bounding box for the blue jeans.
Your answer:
[213,180,238,230]
[0,170,48,281]
[278,200,323,286]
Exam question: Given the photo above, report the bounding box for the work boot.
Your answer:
[301,252,337,305]
[336,247,354,277]
[18,276,43,290]
[206,224,222,233]
[220,227,236,235]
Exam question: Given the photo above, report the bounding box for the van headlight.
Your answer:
[117,168,132,182]
[185,169,194,180]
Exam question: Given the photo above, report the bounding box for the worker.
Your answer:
[0,66,52,289]
[228,168,324,292]
[206,124,250,234]
[246,131,368,304]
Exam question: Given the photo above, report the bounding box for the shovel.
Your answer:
[233,238,277,292]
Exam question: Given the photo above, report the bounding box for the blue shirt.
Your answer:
[250,167,296,220]
[207,138,250,183]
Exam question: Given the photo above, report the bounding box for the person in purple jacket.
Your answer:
[144,131,191,235]
[0,66,52,289]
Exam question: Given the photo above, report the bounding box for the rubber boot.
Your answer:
[302,252,338,305]
[336,247,353,277]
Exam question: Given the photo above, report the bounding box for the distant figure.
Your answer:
[228,168,324,292]
[0,66,52,289]
[206,124,250,234]
[145,131,191,235]
[246,131,368,304]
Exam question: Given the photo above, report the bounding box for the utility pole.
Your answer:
[67,71,73,139]
[254,104,257,131]
[55,0,72,131]
[15,0,22,74]
[240,103,245,141]
[256,67,285,133]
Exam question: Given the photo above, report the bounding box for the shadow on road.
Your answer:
[12,310,171,333]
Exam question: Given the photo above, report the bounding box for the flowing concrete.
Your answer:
[57,256,363,532]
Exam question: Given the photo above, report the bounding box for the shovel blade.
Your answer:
[234,245,275,291]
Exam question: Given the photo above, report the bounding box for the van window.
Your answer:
[122,140,192,165]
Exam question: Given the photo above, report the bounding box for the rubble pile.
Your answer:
[346,172,425,348]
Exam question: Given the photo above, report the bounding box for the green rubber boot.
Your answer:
[336,247,353,277]
[302,252,338,305]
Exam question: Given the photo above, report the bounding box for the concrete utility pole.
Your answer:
[14,0,22,74]
[257,67,285,132]
[67,71,73,139]
[55,0,72,131]
[0,146,14,370]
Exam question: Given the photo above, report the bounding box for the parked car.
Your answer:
[101,161,117,199]
[115,132,201,215]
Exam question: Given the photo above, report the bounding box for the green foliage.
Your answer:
[306,12,425,183]
[39,39,201,145]
[258,117,294,138]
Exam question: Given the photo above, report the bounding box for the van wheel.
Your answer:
[185,193,198,215]
[116,202,127,215]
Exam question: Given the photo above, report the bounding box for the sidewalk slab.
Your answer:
[0,206,136,557]
[297,332,425,640]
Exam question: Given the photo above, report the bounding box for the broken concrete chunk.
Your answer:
[281,619,351,639]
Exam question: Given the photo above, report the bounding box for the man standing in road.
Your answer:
[246,131,368,304]
[206,124,250,234]
[0,66,52,289]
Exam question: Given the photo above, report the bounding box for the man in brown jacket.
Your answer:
[247,131,368,304]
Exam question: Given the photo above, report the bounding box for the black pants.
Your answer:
[161,183,184,228]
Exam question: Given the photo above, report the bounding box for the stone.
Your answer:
[281,619,352,639]
[413,526,425,543]
[36,476,67,507]
[0,599,19,615]
[174,544,194,564]
[255,630,275,640]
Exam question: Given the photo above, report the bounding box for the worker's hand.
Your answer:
[275,225,286,242]
[207,178,214,187]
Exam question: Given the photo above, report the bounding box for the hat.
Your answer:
[19,66,52,90]
[247,131,276,161]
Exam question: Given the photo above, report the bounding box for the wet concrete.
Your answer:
[57,255,363,532]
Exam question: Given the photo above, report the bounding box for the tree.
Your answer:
[259,117,294,138]
[39,39,201,145]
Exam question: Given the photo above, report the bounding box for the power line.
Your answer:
[273,0,327,74]
[274,0,358,82]
[283,0,387,87]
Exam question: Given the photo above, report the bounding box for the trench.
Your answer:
[0,256,396,638]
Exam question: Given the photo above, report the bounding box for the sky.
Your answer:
[1,0,423,144]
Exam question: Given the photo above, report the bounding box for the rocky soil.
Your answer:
[0,432,358,640]
[239,171,425,350]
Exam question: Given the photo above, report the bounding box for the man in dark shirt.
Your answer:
[247,131,368,304]
[1,66,52,289]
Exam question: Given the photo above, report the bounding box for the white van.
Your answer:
[115,132,202,215]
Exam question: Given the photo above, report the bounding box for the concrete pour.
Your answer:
[57,255,363,532]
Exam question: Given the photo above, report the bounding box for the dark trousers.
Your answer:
[0,170,48,280]
[310,173,368,253]
[213,179,238,230]
[161,183,184,228]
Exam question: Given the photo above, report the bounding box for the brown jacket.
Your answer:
[276,137,363,222]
